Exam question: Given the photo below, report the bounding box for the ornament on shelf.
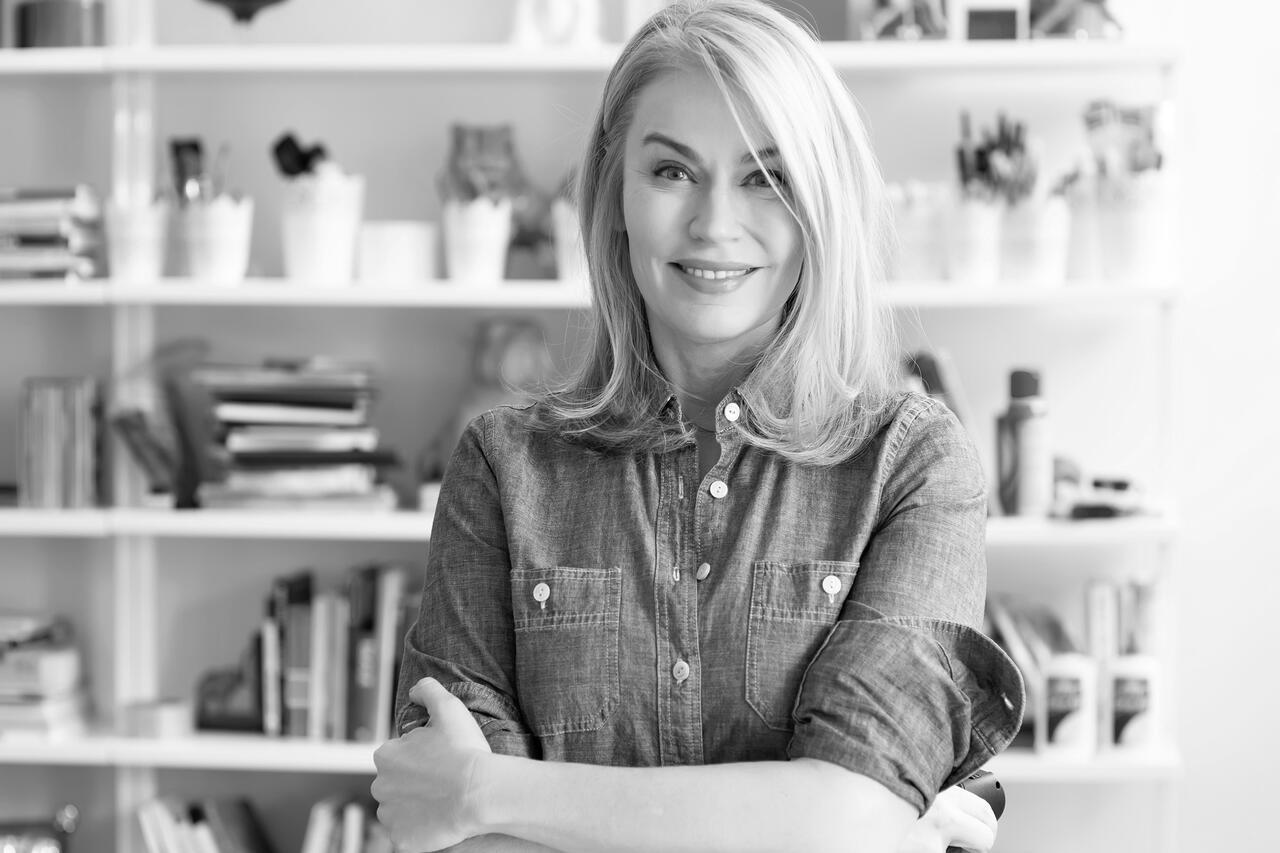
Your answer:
[200,0,290,25]
[510,0,601,47]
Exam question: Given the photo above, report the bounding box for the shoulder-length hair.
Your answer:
[529,0,901,466]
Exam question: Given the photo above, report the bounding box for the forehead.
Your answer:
[627,67,773,157]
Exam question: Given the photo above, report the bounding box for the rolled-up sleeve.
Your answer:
[394,413,539,758]
[787,399,1026,814]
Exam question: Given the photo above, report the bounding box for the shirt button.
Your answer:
[695,562,711,581]
[724,402,741,422]
[709,480,728,499]
[672,660,690,683]
[533,582,550,603]
[821,575,842,596]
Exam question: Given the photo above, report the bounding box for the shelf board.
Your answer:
[986,515,1175,547]
[0,509,1173,546]
[37,41,1177,75]
[0,281,109,305]
[0,48,109,75]
[0,734,1180,779]
[986,748,1182,782]
[0,41,1179,76]
[110,508,435,541]
[101,279,1176,310]
[0,509,110,537]
[111,278,592,308]
[884,282,1178,309]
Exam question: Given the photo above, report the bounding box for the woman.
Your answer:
[372,2,1024,851]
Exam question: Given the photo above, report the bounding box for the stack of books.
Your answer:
[0,612,87,740]
[194,562,416,744]
[301,797,392,853]
[18,376,99,508]
[0,186,103,281]
[137,797,278,853]
[190,358,400,511]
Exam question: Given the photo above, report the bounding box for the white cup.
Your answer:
[281,169,366,286]
[551,197,588,284]
[1001,196,1071,287]
[945,197,1002,285]
[179,196,254,285]
[443,197,513,284]
[106,198,168,284]
[888,182,948,282]
[357,220,437,285]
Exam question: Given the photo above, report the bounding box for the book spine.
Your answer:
[260,619,282,737]
[346,567,379,742]
[373,565,408,743]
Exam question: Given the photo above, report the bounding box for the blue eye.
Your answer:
[654,164,692,182]
[747,169,789,191]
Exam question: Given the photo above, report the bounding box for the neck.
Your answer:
[650,330,770,430]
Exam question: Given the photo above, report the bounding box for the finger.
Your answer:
[945,814,996,853]
[409,676,467,724]
[952,789,997,833]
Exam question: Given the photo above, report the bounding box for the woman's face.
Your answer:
[621,68,803,356]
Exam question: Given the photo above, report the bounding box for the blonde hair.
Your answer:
[531,0,901,465]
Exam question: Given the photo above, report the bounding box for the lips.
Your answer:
[670,262,758,293]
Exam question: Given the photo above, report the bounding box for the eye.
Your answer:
[746,169,789,192]
[654,163,692,182]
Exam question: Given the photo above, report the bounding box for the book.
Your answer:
[985,596,1043,727]
[274,572,315,738]
[0,186,101,222]
[221,464,377,497]
[225,426,379,454]
[199,797,278,853]
[308,591,335,741]
[195,483,398,512]
[0,248,98,278]
[299,797,342,853]
[903,348,974,429]
[340,801,366,853]
[227,448,399,470]
[213,400,371,428]
[346,566,380,742]
[0,643,81,699]
[260,618,282,737]
[372,565,408,744]
[110,409,177,494]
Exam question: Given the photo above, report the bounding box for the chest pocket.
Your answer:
[511,565,622,736]
[746,560,860,731]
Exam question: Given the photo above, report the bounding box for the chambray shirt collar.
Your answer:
[652,361,787,425]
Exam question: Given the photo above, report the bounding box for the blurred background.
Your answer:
[0,1,1274,852]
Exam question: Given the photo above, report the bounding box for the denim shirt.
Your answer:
[395,384,1025,815]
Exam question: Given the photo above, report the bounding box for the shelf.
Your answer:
[884,282,1178,309]
[0,734,1179,779]
[110,508,434,541]
[0,281,109,305]
[0,48,109,75]
[0,279,1178,309]
[0,41,1177,76]
[986,748,1182,782]
[985,515,1176,547]
[110,278,592,309]
[0,509,110,537]
[0,509,1174,546]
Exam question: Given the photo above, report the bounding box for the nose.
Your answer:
[687,181,745,243]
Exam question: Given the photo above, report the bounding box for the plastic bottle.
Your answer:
[996,369,1054,516]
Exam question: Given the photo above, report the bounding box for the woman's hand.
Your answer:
[371,677,494,852]
[896,785,998,853]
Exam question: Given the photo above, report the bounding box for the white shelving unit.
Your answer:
[0,3,1181,852]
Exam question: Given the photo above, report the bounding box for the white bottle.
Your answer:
[996,369,1054,517]
[1035,653,1098,758]
[1103,654,1162,753]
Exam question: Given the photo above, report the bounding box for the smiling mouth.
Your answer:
[672,262,759,280]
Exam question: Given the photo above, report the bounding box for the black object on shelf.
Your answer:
[201,0,290,25]
[15,0,104,48]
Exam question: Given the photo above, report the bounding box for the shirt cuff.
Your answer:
[396,681,539,759]
[787,601,1026,815]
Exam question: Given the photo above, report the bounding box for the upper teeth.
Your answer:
[680,265,752,280]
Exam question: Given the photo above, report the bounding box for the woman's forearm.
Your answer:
[469,754,916,853]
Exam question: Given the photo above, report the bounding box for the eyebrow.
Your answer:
[641,132,779,166]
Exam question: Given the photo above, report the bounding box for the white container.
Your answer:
[945,197,1002,285]
[443,197,513,284]
[179,196,254,285]
[1103,654,1162,753]
[1034,652,1098,758]
[1097,172,1172,285]
[887,182,947,282]
[106,198,168,284]
[1001,195,1070,287]
[357,220,437,285]
[281,168,366,286]
[551,197,588,284]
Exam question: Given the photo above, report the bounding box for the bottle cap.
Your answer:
[1010,369,1040,398]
